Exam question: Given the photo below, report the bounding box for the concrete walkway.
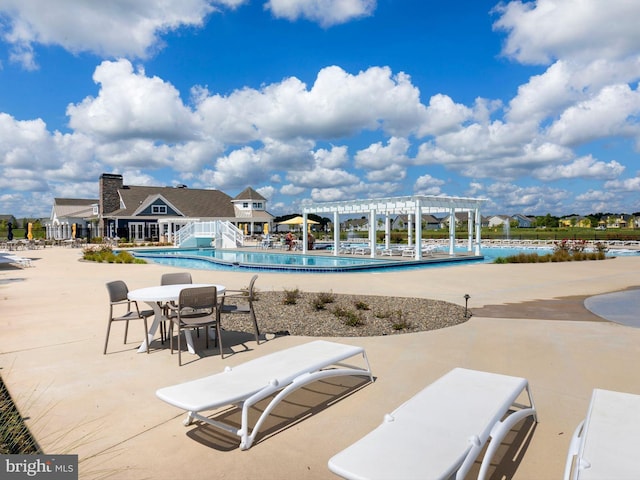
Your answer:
[1,247,639,479]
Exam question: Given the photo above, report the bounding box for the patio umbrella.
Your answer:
[263,223,269,235]
[7,222,13,241]
[277,216,319,226]
[71,223,75,239]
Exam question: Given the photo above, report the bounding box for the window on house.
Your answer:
[152,205,167,214]
[253,202,263,209]
[243,202,249,208]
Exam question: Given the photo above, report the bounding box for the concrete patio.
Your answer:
[1,246,639,479]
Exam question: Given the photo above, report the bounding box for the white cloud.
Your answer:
[604,175,640,192]
[418,94,472,136]
[0,0,218,67]
[265,0,376,27]
[67,59,198,141]
[413,174,444,196]
[354,137,409,169]
[547,84,640,146]
[313,145,349,169]
[280,184,306,196]
[533,155,625,181]
[366,164,405,183]
[493,0,640,65]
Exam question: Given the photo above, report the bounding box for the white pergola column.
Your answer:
[467,210,473,252]
[414,202,422,260]
[369,209,376,258]
[407,216,413,247]
[302,215,308,254]
[448,209,456,255]
[385,215,391,250]
[333,211,340,256]
[474,208,482,255]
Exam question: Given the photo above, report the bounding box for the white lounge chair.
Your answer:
[156,340,373,450]
[0,253,33,267]
[328,367,537,480]
[564,388,640,480]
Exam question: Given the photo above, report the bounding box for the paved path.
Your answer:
[2,248,640,479]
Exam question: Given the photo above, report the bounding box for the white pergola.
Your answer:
[302,195,487,259]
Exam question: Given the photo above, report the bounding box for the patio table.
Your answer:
[128,283,225,353]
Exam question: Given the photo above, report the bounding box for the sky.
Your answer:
[1,0,639,220]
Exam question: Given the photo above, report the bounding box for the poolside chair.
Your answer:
[328,367,537,480]
[169,286,222,366]
[104,280,154,354]
[219,275,260,344]
[564,388,640,479]
[156,340,373,450]
[160,272,193,343]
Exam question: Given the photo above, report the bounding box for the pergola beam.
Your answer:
[302,194,487,256]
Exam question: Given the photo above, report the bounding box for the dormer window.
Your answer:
[152,205,167,214]
[253,202,263,209]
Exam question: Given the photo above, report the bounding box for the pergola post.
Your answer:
[385,215,391,250]
[369,209,376,258]
[467,210,473,252]
[333,211,340,256]
[475,208,482,255]
[448,208,456,255]
[414,202,422,260]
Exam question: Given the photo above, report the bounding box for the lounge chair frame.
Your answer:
[328,367,537,480]
[564,388,640,480]
[156,340,373,450]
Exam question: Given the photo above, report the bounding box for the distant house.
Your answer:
[391,214,441,231]
[559,216,591,228]
[46,173,274,242]
[342,218,369,232]
[512,214,536,228]
[487,215,511,228]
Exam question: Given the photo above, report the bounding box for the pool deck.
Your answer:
[1,246,640,479]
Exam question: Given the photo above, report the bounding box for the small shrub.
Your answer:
[354,300,370,310]
[283,288,301,305]
[333,306,366,327]
[316,291,335,304]
[390,310,411,331]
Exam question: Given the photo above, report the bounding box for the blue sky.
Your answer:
[1,0,639,219]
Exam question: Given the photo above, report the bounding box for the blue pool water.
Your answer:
[131,245,637,273]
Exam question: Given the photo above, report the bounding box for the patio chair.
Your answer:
[156,340,373,449]
[169,286,222,366]
[160,272,193,343]
[564,388,640,479]
[104,280,154,354]
[219,274,260,344]
[328,367,538,480]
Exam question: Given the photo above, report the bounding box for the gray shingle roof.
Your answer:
[233,187,266,201]
[107,186,235,218]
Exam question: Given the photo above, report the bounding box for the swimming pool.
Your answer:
[131,247,445,272]
[130,245,638,273]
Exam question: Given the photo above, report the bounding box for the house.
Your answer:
[487,215,511,228]
[45,173,274,243]
[45,198,98,240]
[391,214,441,231]
[511,214,536,228]
[559,216,591,228]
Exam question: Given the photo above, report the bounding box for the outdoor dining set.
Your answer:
[104,273,260,366]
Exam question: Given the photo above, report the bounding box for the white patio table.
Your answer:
[128,283,225,354]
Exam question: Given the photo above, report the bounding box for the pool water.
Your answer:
[130,245,637,273]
